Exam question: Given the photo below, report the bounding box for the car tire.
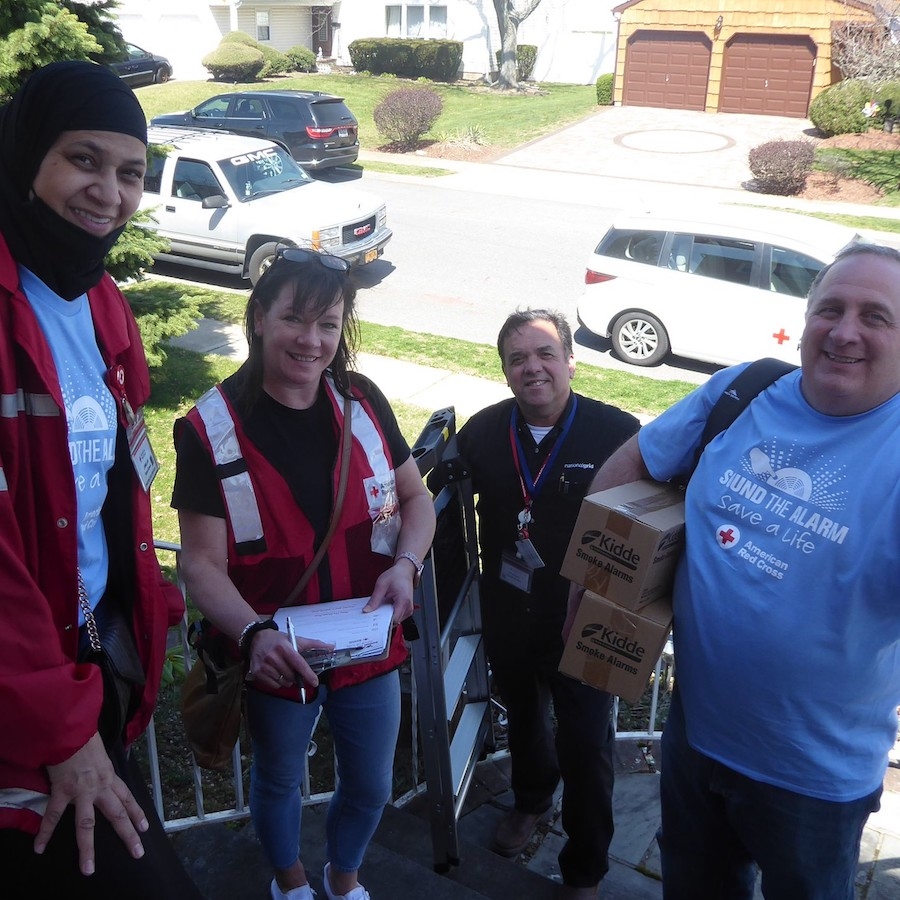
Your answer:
[248,241,281,286]
[611,312,670,367]
[154,67,170,85]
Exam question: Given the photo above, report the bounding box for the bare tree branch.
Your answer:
[833,0,900,83]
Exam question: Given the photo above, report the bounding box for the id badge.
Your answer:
[500,550,533,593]
[126,408,159,492]
[515,538,545,570]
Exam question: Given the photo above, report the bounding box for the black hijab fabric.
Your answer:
[0,61,148,300]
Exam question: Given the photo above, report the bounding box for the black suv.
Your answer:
[151,90,359,171]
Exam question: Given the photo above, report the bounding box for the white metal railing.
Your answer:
[146,539,670,835]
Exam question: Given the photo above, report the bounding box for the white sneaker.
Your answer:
[322,863,371,900]
[270,877,316,900]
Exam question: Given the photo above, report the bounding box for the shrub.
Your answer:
[285,45,317,73]
[216,30,287,77]
[373,87,443,150]
[494,44,538,81]
[349,38,462,81]
[748,140,816,195]
[596,73,614,105]
[809,79,873,135]
[202,42,265,82]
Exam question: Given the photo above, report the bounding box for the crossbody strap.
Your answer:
[283,394,353,606]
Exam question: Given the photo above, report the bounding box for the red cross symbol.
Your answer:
[370,485,380,498]
[718,527,736,546]
[772,328,790,345]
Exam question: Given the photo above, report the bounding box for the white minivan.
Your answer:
[576,209,861,367]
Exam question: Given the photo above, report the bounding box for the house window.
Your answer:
[384,4,447,39]
[257,11,270,42]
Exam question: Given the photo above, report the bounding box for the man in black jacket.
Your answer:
[456,309,640,899]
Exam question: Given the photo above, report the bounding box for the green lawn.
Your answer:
[136,73,598,152]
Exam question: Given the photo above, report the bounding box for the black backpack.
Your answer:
[688,357,797,476]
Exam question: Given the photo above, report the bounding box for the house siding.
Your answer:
[613,0,876,113]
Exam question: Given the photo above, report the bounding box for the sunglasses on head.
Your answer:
[275,247,350,273]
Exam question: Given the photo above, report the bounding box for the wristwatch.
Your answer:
[395,550,424,587]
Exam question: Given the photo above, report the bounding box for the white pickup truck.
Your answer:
[141,125,392,284]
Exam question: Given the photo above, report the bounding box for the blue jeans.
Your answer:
[245,670,400,874]
[659,691,882,900]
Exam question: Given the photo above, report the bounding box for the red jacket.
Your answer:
[0,236,184,834]
[182,378,407,693]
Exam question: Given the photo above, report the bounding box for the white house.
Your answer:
[114,0,617,85]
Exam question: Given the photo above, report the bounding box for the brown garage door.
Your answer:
[623,31,711,111]
[719,34,816,117]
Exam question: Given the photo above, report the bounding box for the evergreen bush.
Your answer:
[285,46,317,73]
[748,140,816,195]
[810,80,874,135]
[596,73,614,105]
[349,38,462,81]
[202,42,265,82]
[373,86,443,150]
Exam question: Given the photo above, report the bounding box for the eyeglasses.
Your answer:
[275,247,350,273]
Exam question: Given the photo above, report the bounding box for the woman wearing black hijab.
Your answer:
[0,62,201,898]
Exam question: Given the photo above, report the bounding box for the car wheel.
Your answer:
[154,67,170,84]
[248,241,281,286]
[611,312,670,367]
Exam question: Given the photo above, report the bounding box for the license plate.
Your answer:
[339,128,348,137]
[364,249,378,264]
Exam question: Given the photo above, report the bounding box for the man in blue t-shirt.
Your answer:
[573,243,900,899]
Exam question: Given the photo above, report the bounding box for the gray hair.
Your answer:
[497,308,574,365]
[808,242,900,304]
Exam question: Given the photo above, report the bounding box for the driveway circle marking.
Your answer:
[615,129,735,154]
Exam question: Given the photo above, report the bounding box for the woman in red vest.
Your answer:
[174,248,435,900]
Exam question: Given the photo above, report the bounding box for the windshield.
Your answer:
[219,144,312,199]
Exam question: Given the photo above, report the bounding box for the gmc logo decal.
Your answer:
[354,224,372,237]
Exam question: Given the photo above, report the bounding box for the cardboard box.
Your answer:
[561,480,685,610]
[559,591,673,703]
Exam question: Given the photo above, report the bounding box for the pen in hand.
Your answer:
[286,616,306,704]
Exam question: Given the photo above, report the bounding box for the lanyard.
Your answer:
[508,396,577,538]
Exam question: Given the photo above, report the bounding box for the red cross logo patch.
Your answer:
[717,524,740,548]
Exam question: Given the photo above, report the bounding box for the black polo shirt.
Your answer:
[458,391,640,631]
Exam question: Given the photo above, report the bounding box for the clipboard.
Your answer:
[272,597,394,667]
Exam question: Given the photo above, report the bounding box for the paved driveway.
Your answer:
[496,105,819,192]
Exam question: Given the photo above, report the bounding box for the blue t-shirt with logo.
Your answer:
[21,267,117,618]
[640,364,900,801]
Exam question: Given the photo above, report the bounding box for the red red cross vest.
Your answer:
[184,376,407,692]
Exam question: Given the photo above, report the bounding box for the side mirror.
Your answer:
[202,194,229,209]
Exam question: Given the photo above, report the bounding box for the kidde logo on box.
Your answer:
[561,480,685,611]
[559,591,673,703]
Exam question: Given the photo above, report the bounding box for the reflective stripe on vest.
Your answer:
[1,390,59,418]
[195,387,265,548]
[0,467,6,492]
[324,379,396,518]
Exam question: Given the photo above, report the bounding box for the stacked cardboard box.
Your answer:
[558,480,685,703]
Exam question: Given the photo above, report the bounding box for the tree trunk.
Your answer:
[492,0,543,91]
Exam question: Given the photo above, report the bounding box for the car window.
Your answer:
[194,97,231,118]
[144,153,165,194]
[768,246,822,298]
[268,98,302,120]
[233,97,266,119]
[171,159,224,201]
[126,44,148,61]
[597,229,666,266]
[218,144,311,198]
[684,235,756,286]
[309,100,356,127]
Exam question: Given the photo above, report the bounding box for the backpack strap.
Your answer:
[690,358,798,475]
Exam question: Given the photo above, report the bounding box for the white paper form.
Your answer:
[272,597,393,661]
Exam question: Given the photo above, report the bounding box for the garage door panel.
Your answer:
[719,34,815,117]
[624,31,711,111]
